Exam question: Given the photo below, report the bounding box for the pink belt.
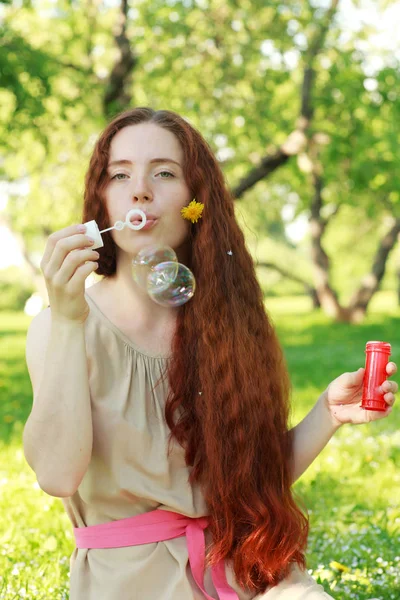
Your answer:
[73,508,239,600]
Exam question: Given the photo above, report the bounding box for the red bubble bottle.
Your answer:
[361,341,391,411]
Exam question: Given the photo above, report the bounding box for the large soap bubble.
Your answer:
[132,246,195,306]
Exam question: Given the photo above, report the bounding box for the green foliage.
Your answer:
[0,268,35,310]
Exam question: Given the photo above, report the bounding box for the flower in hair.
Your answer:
[181,199,204,223]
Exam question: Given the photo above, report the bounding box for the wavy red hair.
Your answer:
[82,107,309,594]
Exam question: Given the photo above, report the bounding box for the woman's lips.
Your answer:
[131,218,158,231]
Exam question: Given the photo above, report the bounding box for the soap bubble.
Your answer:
[132,246,178,292]
[147,262,195,307]
[132,245,196,306]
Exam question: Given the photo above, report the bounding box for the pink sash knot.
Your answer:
[73,508,239,600]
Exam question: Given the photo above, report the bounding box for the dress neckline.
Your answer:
[85,292,172,360]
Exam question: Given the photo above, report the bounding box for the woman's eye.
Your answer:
[111,173,128,180]
[158,171,175,178]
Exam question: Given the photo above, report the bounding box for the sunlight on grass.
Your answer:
[0,293,399,599]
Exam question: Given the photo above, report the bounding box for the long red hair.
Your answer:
[82,107,309,594]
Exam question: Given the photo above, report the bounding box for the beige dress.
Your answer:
[61,293,333,600]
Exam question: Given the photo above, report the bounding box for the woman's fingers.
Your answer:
[383,393,395,406]
[380,380,398,394]
[386,362,397,375]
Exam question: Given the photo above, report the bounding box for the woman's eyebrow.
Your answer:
[108,158,182,168]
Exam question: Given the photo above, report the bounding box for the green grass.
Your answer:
[0,292,399,599]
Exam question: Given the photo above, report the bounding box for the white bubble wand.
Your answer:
[82,209,147,250]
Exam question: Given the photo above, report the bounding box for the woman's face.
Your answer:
[104,123,192,261]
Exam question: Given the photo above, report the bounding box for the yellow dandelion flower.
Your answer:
[329,561,350,573]
[181,200,204,223]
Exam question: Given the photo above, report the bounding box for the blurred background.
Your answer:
[1,0,399,598]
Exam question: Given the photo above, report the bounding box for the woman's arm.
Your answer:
[290,391,341,484]
[23,309,93,497]
[289,362,397,484]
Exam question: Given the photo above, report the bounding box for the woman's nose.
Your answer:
[131,183,152,203]
[129,173,153,202]
[132,193,152,202]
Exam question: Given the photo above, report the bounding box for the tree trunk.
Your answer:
[309,286,321,309]
[307,166,400,322]
[347,219,400,320]
[103,0,137,117]
[307,170,349,320]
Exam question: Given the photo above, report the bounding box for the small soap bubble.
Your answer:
[147,262,195,307]
[132,246,177,291]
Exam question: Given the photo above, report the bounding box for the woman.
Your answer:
[23,107,397,600]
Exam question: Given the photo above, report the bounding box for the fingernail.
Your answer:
[78,224,87,232]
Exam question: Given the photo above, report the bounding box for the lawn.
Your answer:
[0,292,399,599]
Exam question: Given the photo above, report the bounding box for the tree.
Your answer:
[1,0,399,321]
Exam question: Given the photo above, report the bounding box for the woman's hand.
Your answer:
[323,362,398,427]
[40,224,99,324]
